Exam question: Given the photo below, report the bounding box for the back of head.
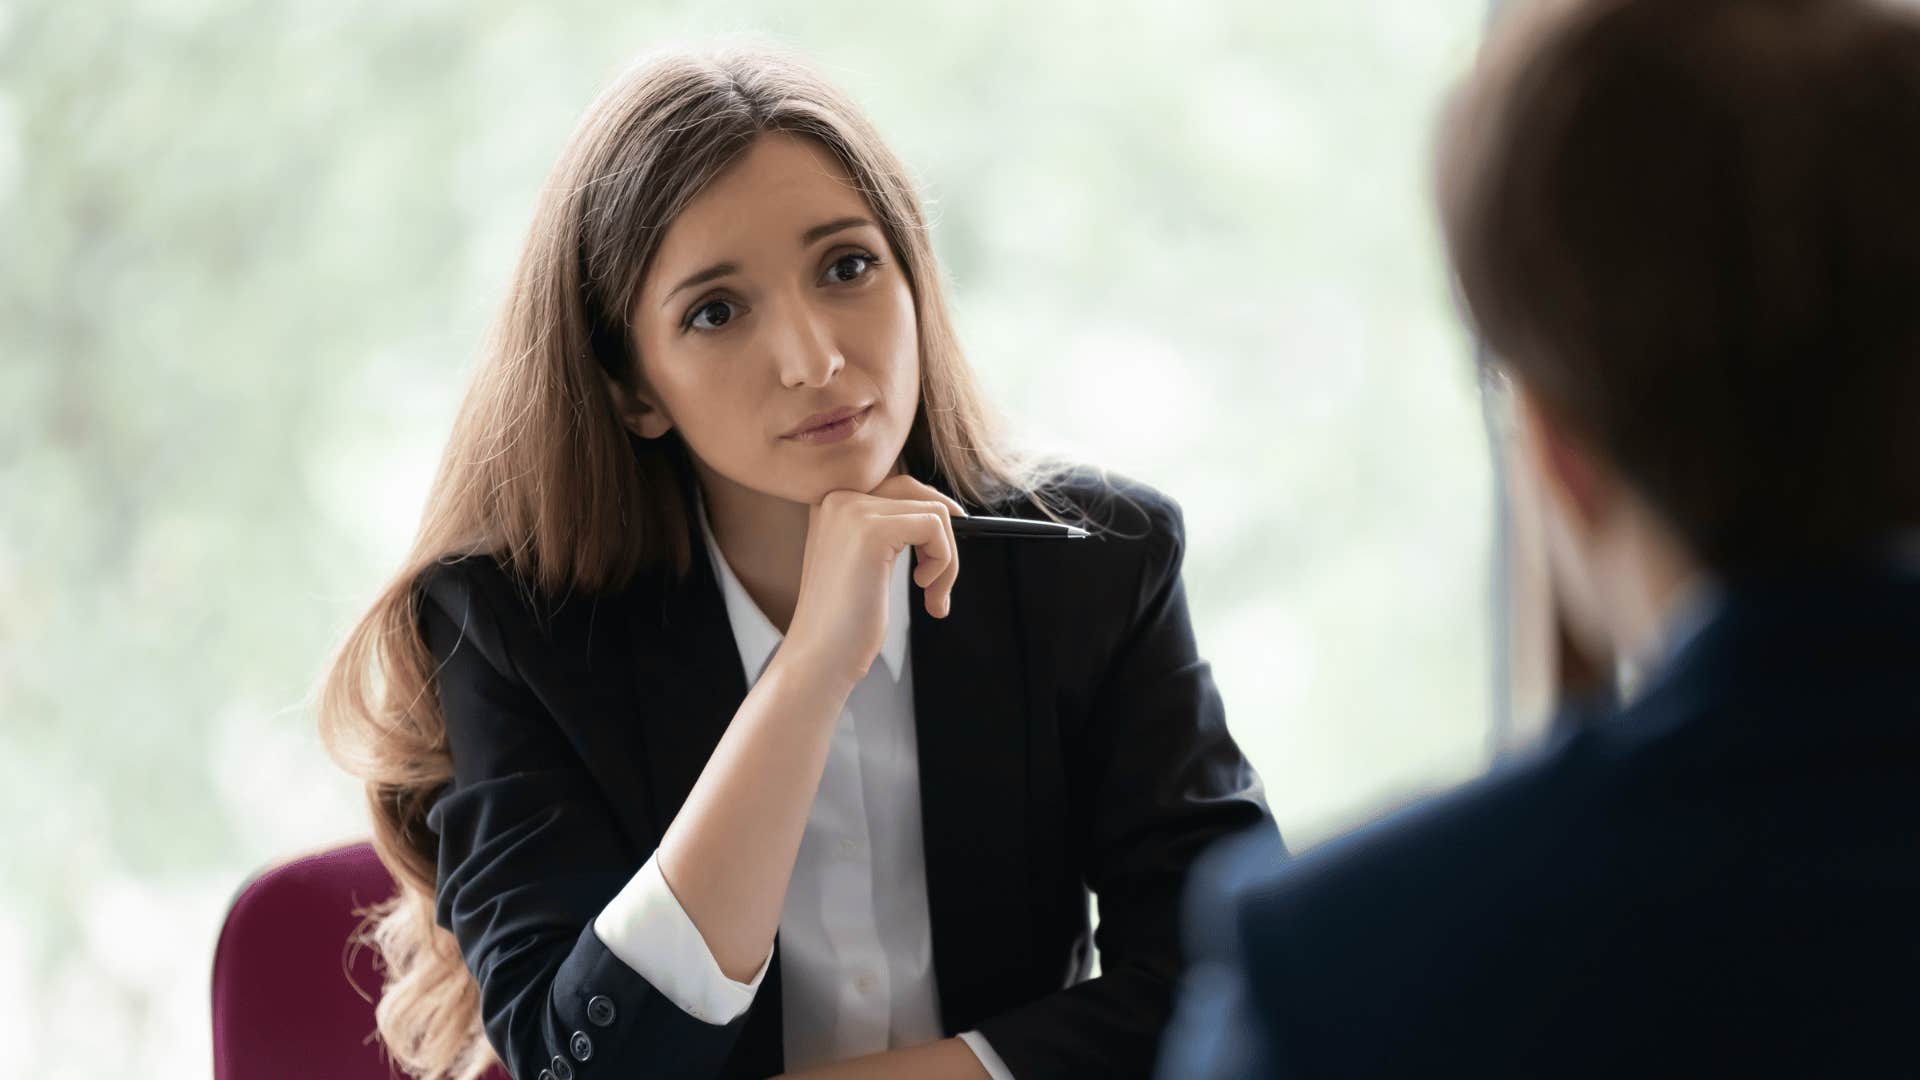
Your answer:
[1439,0,1920,575]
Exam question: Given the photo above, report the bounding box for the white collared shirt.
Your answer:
[591,501,1013,1078]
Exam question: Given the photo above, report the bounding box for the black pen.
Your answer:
[950,515,1088,540]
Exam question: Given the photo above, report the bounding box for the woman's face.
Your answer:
[620,132,921,508]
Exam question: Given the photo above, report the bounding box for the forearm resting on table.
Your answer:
[775,1037,990,1080]
[654,650,852,981]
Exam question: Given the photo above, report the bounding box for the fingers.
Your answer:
[916,504,961,615]
[863,479,965,613]
[874,510,957,618]
[869,473,968,518]
[930,528,960,616]
[885,501,960,615]
[838,476,966,617]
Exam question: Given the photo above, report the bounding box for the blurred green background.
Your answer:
[0,0,1489,1072]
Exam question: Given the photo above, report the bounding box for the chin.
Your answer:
[788,445,903,502]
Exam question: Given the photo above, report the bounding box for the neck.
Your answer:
[695,464,810,634]
[1606,519,1710,693]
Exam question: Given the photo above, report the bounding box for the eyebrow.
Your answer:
[800,216,873,246]
[661,218,878,307]
[664,262,738,306]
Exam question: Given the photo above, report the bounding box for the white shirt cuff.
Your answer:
[958,1030,1016,1080]
[591,852,772,1026]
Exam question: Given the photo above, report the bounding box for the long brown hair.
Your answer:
[319,44,1070,1079]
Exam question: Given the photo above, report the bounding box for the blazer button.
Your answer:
[586,994,616,1027]
[570,1031,594,1062]
[551,1056,574,1080]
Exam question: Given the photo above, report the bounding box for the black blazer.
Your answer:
[1157,564,1920,1078]
[418,469,1276,1080]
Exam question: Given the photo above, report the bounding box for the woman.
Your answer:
[320,45,1275,1080]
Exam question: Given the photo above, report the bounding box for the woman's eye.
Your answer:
[687,299,736,331]
[824,253,875,284]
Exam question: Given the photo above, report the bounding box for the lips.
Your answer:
[783,404,871,438]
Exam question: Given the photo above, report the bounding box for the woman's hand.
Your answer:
[779,474,966,691]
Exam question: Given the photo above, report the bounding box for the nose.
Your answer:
[772,305,845,390]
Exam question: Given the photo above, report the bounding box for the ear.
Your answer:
[604,368,675,440]
[1511,379,1611,533]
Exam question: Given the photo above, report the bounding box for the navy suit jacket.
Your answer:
[417,467,1275,1080]
[1159,565,1920,1078]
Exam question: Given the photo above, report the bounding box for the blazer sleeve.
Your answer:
[418,561,750,1080]
[1154,831,1289,1080]
[975,491,1283,1078]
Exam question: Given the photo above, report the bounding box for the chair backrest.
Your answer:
[211,841,508,1080]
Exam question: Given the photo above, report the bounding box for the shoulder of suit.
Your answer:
[1181,823,1290,952]
[1221,724,1637,947]
[415,552,540,621]
[413,550,670,634]
[973,466,1190,619]
[414,552,506,607]
[991,463,1186,555]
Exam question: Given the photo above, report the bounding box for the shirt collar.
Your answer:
[695,490,910,686]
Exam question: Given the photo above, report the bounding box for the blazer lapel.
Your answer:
[911,537,1036,1033]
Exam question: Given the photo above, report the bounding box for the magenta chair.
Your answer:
[212,841,510,1080]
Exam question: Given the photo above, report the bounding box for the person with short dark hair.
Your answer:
[1157,0,1920,1074]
